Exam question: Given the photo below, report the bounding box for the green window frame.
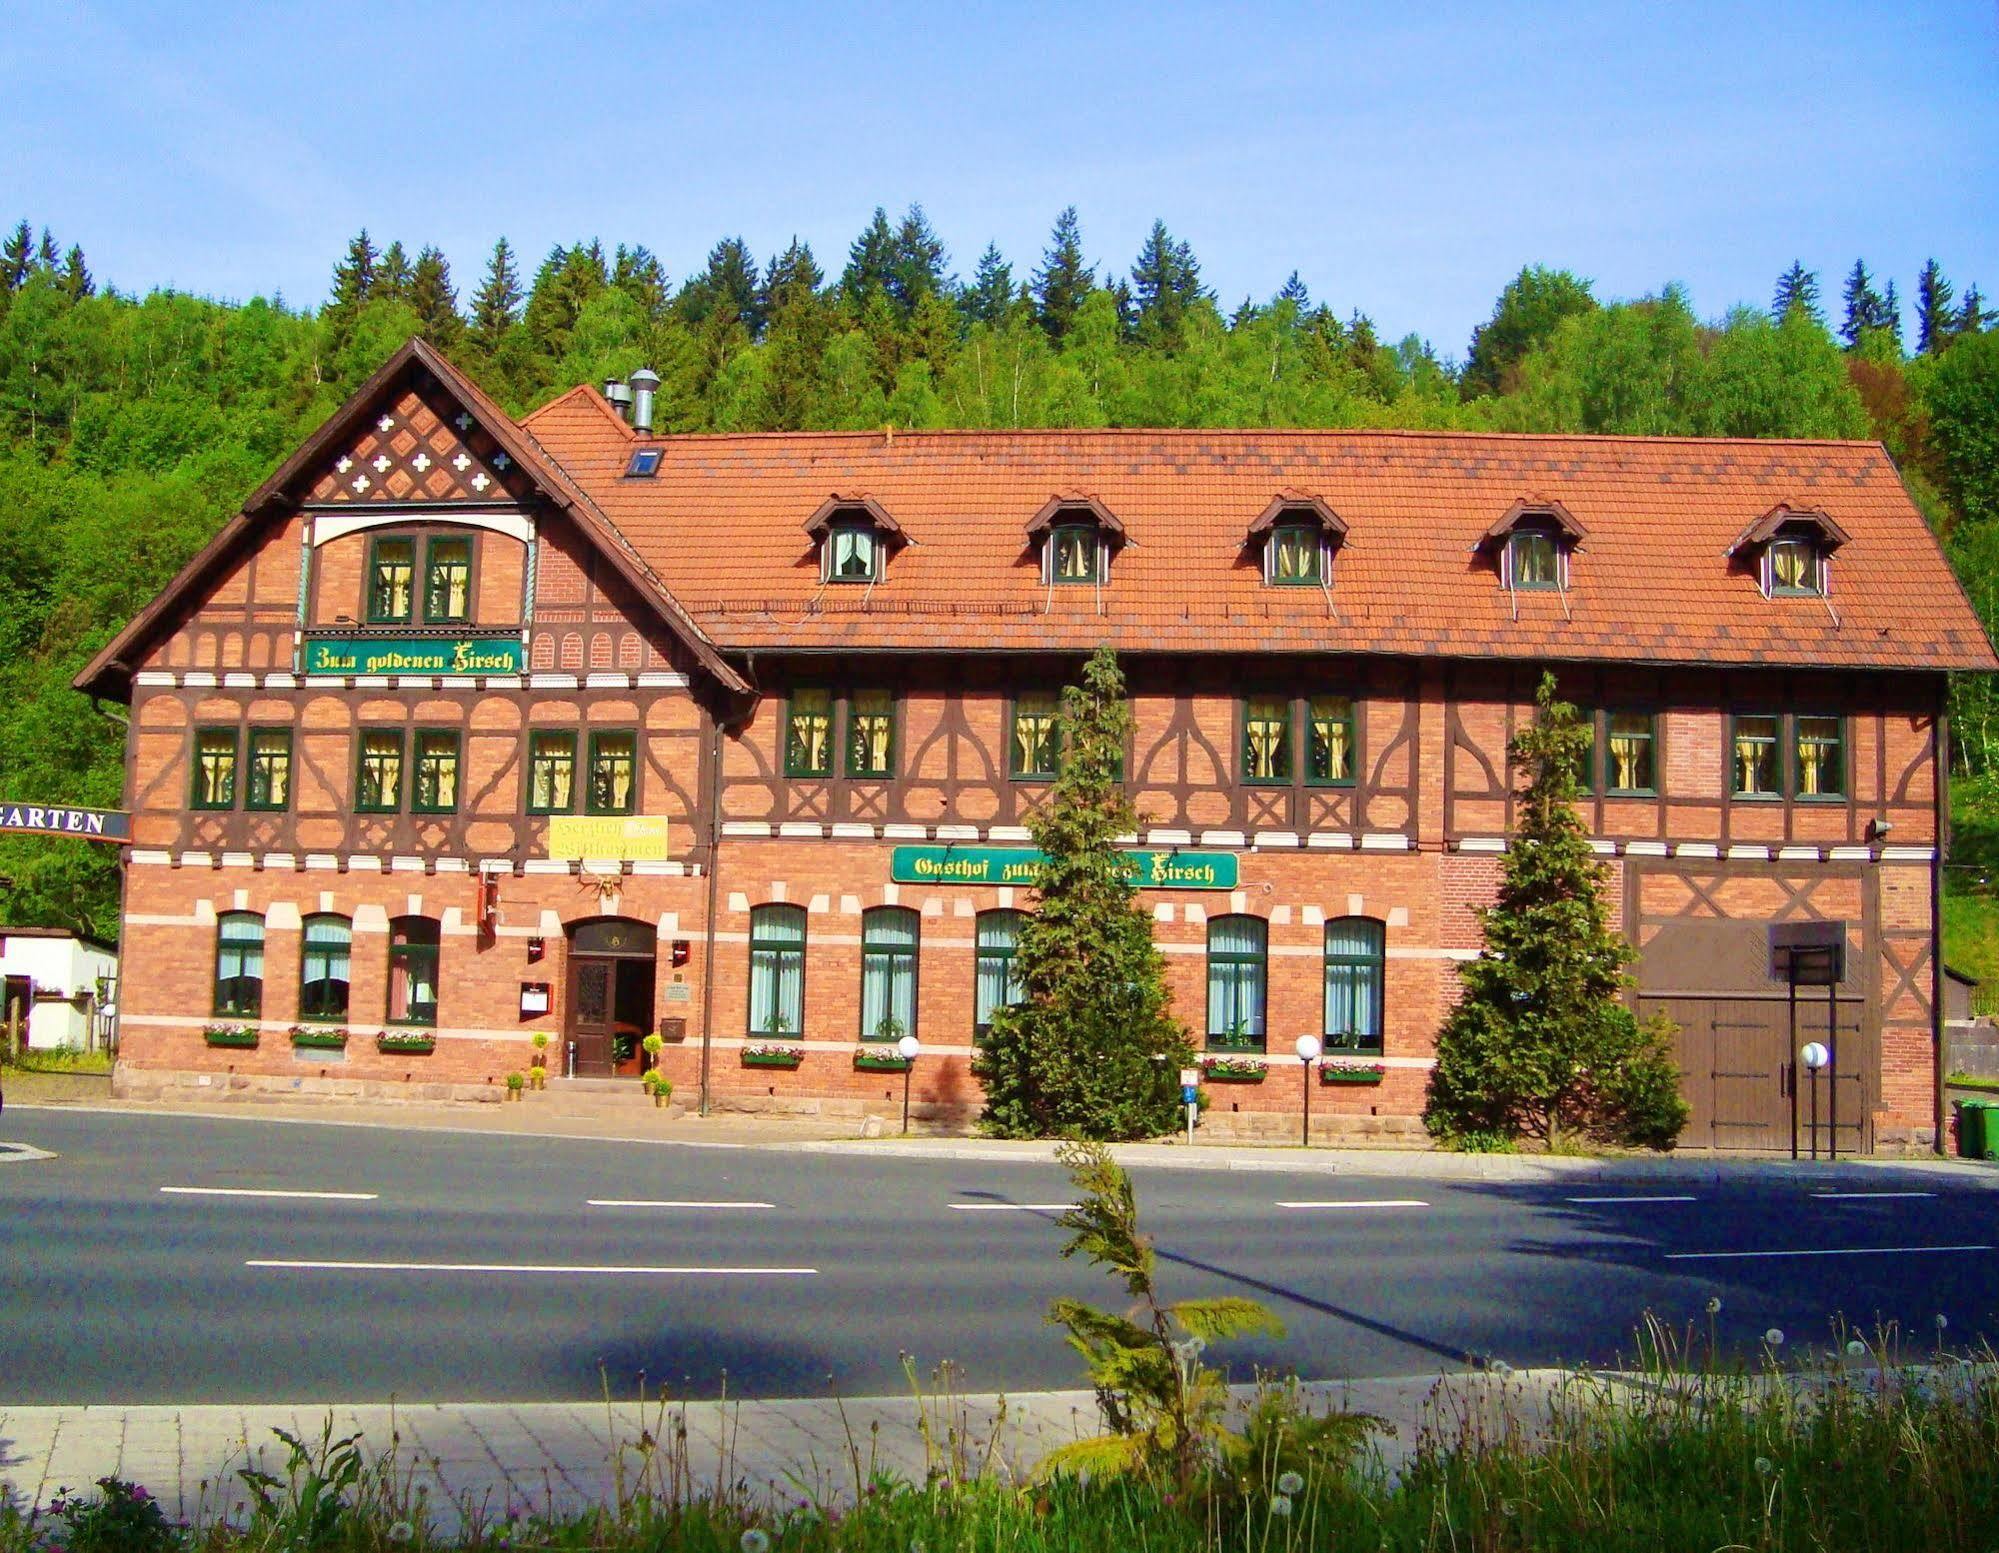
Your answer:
[355,727,405,813]
[1010,693,1061,780]
[845,691,895,779]
[1206,915,1268,1050]
[1243,697,1292,785]
[1768,537,1821,596]
[386,915,440,1026]
[191,726,238,810]
[366,536,415,624]
[974,909,1027,1039]
[412,729,461,814]
[213,911,264,1019]
[826,525,878,583]
[527,731,577,815]
[1605,712,1657,796]
[1732,714,1781,799]
[860,905,919,1041]
[423,536,473,623]
[1267,524,1322,585]
[299,913,352,1023]
[585,730,637,815]
[1307,696,1355,785]
[785,689,833,777]
[747,904,806,1037]
[245,727,291,812]
[1323,917,1384,1053]
[1509,529,1560,590]
[1049,525,1099,585]
[1795,715,1845,800]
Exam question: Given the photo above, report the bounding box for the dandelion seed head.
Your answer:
[1269,1494,1293,1518]
[1490,1360,1514,1379]
[388,1522,415,1544]
[1706,1296,1722,1315]
[1765,1328,1785,1346]
[1846,1339,1868,1358]
[742,1529,771,1553]
[1754,1457,1774,1477]
[1500,1499,1517,1518]
[1276,1470,1304,1496]
[1935,1313,1949,1330]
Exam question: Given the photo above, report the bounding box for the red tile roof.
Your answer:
[523,389,1996,673]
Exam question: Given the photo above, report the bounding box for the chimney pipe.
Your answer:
[603,379,633,421]
[628,368,660,435]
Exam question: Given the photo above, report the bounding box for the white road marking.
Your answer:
[949,1202,1079,1212]
[1665,1244,1990,1261]
[586,1199,775,1209]
[1811,1191,1936,1200]
[162,1186,378,1201]
[247,1260,817,1275]
[1565,1195,1699,1204]
[1276,1199,1430,1210]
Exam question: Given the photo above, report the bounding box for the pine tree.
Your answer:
[961,241,1015,327]
[58,245,93,301]
[468,238,524,350]
[889,202,949,315]
[376,240,413,304]
[611,243,669,319]
[1129,220,1207,348]
[760,237,824,316]
[972,648,1194,1139]
[1880,278,1903,350]
[1276,271,1311,312]
[1424,674,1688,1150]
[1917,259,1955,355]
[1840,260,1885,349]
[1,221,31,292]
[840,207,898,304]
[35,227,58,271]
[329,230,378,313]
[407,246,462,346]
[1956,284,1993,339]
[677,237,763,335]
[1032,206,1095,342]
[1771,261,1822,324]
[523,243,607,354]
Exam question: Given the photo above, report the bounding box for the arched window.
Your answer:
[975,909,1028,1039]
[861,906,919,1041]
[387,916,441,1026]
[299,914,352,1023]
[747,905,806,1038]
[213,912,264,1018]
[1324,917,1385,1054]
[1206,915,1267,1050]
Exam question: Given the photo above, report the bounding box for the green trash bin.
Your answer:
[1955,1099,1995,1160]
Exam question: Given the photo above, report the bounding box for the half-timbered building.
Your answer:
[79,338,1996,1150]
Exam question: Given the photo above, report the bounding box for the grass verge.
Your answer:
[0,1043,113,1074]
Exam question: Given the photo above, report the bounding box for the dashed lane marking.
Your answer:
[586,1199,775,1209]
[1275,1199,1430,1210]
[1565,1195,1699,1204]
[247,1260,817,1275]
[1664,1244,1990,1261]
[949,1203,1079,1212]
[162,1186,378,1201]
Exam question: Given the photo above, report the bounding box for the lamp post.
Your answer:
[1295,1035,1322,1147]
[897,1033,921,1135]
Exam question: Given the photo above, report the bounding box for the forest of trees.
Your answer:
[1,206,1995,941]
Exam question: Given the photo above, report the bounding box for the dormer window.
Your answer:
[1480,497,1586,595]
[1249,494,1345,588]
[805,494,906,585]
[1730,504,1848,601]
[1027,494,1124,588]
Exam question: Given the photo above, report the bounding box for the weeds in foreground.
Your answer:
[0,1042,112,1073]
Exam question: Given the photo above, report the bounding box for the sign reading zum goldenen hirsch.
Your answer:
[302,636,526,676]
[891,845,1237,890]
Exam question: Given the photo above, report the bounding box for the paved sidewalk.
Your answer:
[0,1375,1502,1531]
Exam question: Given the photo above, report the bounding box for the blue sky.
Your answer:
[8,0,1995,357]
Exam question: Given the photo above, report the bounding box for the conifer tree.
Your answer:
[58,245,93,301]
[1,221,32,292]
[1957,284,1993,339]
[760,237,824,315]
[1461,266,1596,398]
[407,246,462,346]
[973,647,1193,1139]
[1880,279,1903,351]
[1424,674,1688,1150]
[841,207,898,304]
[1771,261,1821,324]
[1841,260,1885,349]
[468,238,524,349]
[889,202,949,315]
[329,230,378,312]
[376,240,413,304]
[611,244,669,319]
[1129,220,1206,348]
[35,227,58,271]
[1917,259,1955,355]
[1032,206,1095,342]
[677,237,763,335]
[1276,271,1311,312]
[961,241,1016,327]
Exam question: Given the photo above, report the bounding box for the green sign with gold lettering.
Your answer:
[891,845,1237,891]
[302,635,526,677]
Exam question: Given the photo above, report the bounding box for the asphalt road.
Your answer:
[2,1109,1993,1405]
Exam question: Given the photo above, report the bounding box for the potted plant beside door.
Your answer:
[612,1029,641,1077]
[529,1031,550,1088]
[641,1030,664,1083]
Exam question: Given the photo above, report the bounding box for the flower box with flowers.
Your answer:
[741,1043,805,1069]
[377,1031,437,1055]
[853,1046,912,1072]
[201,1024,260,1049]
[1320,1061,1388,1085]
[289,1025,350,1051]
[1200,1055,1268,1083]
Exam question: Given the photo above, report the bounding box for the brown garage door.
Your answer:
[1639,993,1867,1152]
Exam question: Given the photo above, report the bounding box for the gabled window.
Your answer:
[1249,495,1345,588]
[1508,528,1561,589]
[805,495,906,585]
[1267,525,1322,584]
[1768,536,1823,595]
[1481,498,1585,595]
[1732,505,1848,601]
[1050,525,1099,585]
[1027,494,1124,588]
[827,525,879,583]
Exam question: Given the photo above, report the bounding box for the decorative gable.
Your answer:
[303,372,539,506]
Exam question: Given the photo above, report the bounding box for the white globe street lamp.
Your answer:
[1295,1035,1322,1146]
[897,1034,921,1134]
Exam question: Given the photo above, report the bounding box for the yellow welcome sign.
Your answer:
[547,815,671,862]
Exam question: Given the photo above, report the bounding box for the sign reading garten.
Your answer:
[302,635,526,676]
[0,803,130,844]
[890,844,1237,891]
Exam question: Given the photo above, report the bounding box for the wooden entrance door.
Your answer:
[1640,993,1868,1152]
[569,957,616,1076]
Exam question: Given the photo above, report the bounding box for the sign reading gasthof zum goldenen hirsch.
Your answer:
[302,636,526,676]
[891,845,1237,890]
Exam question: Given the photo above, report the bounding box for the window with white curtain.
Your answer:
[748,905,806,1037]
[1206,915,1267,1049]
[1324,917,1385,1053]
[860,906,918,1041]
[299,914,352,1023]
[974,909,1027,1038]
[213,912,264,1018]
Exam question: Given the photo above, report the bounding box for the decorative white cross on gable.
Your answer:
[411,453,431,472]
[377,414,397,433]
[471,471,491,492]
[492,452,512,471]
[455,413,472,431]
[452,452,471,472]
[372,454,392,473]
[335,456,353,474]
[351,474,371,494]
